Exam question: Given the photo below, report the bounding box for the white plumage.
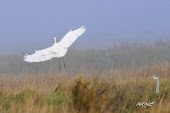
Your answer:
[148,75,160,94]
[24,26,86,62]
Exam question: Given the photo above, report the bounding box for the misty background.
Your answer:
[0,0,170,75]
[0,0,170,54]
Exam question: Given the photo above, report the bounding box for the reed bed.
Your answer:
[0,63,169,113]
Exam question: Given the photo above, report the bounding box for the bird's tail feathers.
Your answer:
[24,53,28,58]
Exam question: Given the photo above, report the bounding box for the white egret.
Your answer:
[148,75,159,94]
[24,26,86,70]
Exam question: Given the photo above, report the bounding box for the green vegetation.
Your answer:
[0,75,169,113]
[0,46,169,112]
[0,62,169,112]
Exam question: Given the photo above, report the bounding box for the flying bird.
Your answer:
[24,26,86,70]
[148,75,160,94]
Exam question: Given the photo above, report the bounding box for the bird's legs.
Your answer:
[62,57,66,68]
[59,58,61,71]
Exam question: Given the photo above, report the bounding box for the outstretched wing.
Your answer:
[59,26,86,48]
[24,26,86,62]
[24,46,54,62]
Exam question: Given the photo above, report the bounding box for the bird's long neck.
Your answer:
[54,37,56,43]
[156,78,159,93]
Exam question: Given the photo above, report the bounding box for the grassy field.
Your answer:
[0,62,169,113]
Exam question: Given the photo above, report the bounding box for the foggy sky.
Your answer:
[0,0,170,54]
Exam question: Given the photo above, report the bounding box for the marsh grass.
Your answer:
[0,63,169,113]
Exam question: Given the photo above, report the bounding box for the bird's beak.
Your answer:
[148,77,153,79]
